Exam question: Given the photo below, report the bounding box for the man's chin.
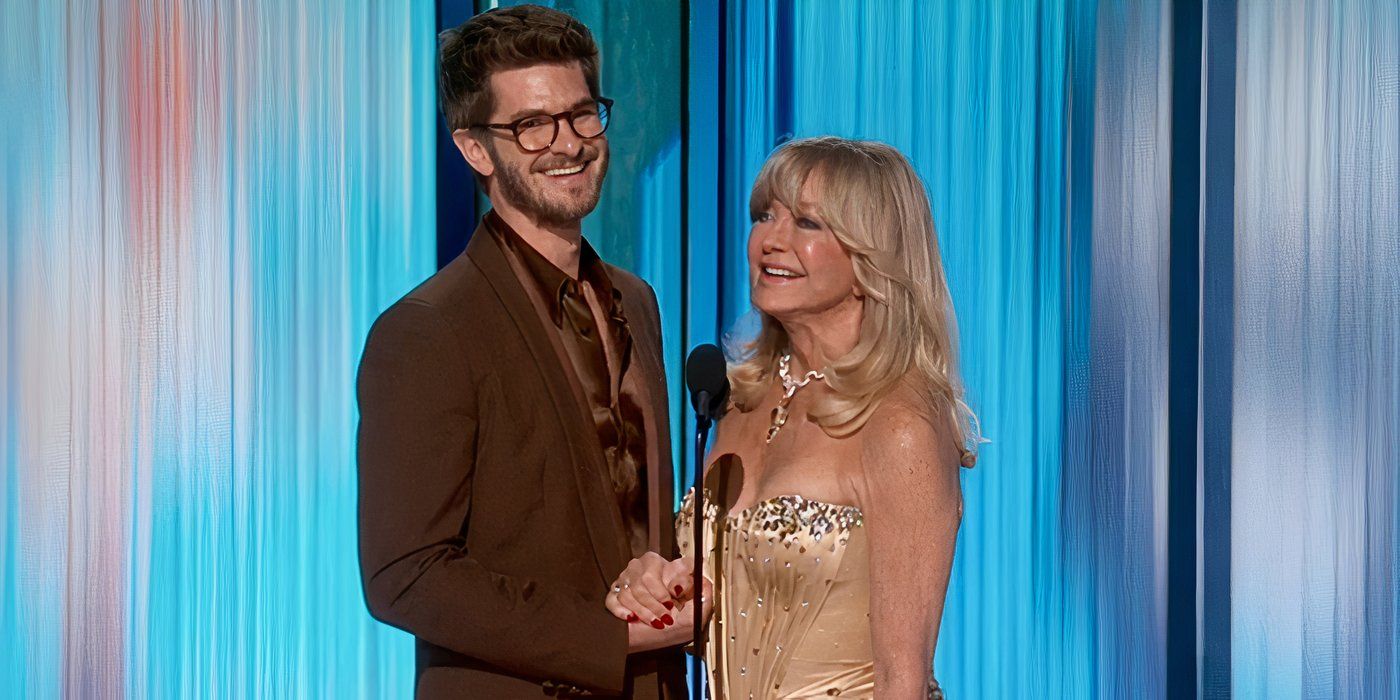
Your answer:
[535,189,603,221]
[530,198,601,226]
[551,205,600,224]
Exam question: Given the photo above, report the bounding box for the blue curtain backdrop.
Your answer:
[1227,1,1399,697]
[1,0,434,696]
[2,0,1397,698]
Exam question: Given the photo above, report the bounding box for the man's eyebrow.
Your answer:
[501,98,598,124]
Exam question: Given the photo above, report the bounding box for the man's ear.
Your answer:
[453,128,495,178]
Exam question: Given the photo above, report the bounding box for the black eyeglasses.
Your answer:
[472,98,613,153]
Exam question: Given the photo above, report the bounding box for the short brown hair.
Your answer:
[438,5,601,131]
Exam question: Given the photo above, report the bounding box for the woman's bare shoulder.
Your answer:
[858,384,960,475]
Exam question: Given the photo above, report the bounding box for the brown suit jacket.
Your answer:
[356,220,685,698]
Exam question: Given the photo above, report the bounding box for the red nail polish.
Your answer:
[674,585,684,596]
[651,620,664,630]
[626,614,639,623]
[663,601,674,610]
[661,615,673,626]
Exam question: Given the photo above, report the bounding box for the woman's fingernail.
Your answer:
[662,614,674,626]
[651,620,664,630]
[663,601,674,610]
[626,614,639,623]
[674,585,684,597]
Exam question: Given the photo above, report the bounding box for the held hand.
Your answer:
[608,554,714,652]
[660,556,709,604]
[624,591,712,652]
[606,552,677,628]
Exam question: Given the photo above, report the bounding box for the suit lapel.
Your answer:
[616,277,676,555]
[467,224,631,583]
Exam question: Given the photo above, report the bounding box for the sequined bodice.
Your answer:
[677,488,873,699]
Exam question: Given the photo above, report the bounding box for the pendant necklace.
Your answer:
[767,353,826,443]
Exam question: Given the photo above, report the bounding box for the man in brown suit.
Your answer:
[356,6,695,698]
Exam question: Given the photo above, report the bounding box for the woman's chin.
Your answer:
[755,293,863,330]
[753,299,804,324]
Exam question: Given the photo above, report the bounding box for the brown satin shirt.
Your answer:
[485,211,650,558]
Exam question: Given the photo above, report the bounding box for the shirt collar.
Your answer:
[485,210,621,327]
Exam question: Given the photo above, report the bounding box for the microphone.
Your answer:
[685,343,730,425]
[683,343,728,699]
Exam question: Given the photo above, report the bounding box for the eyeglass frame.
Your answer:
[469,97,614,153]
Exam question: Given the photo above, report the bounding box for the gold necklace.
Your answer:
[767,353,826,443]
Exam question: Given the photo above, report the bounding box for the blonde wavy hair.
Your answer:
[727,136,980,465]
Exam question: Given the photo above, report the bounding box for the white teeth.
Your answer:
[544,163,586,176]
[763,266,800,278]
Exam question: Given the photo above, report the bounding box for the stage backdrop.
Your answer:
[2,0,434,696]
[1227,2,1398,697]
[2,0,1396,699]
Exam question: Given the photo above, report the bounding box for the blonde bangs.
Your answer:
[749,145,825,223]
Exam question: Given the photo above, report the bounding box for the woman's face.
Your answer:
[748,181,860,323]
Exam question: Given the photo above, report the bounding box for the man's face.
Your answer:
[472,62,609,226]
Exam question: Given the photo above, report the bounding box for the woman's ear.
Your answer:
[452,128,495,178]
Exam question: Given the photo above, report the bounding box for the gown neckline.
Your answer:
[684,487,864,521]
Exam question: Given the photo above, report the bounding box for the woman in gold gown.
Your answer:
[606,137,978,699]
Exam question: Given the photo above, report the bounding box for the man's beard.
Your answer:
[489,143,609,227]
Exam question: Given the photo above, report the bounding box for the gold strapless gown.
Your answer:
[677,488,875,699]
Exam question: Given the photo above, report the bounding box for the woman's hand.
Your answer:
[606,554,712,631]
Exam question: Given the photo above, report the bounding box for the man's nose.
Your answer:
[549,116,583,158]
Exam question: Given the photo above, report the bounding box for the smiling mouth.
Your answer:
[761,265,804,280]
[542,161,589,177]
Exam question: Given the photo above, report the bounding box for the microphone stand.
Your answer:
[691,391,713,700]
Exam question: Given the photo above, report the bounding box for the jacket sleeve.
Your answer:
[356,299,629,693]
[639,281,681,560]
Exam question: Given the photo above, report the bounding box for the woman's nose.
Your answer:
[760,217,791,253]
